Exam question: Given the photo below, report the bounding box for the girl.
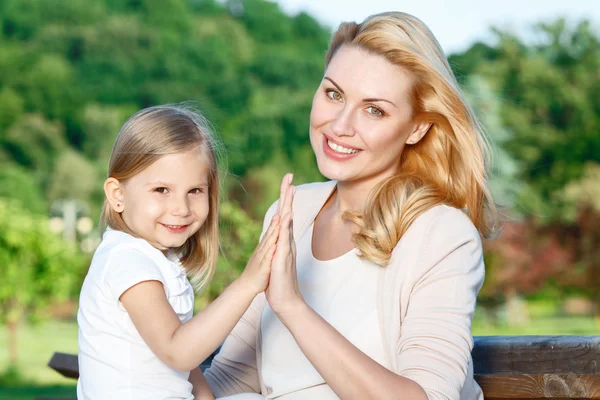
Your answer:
[77,105,290,400]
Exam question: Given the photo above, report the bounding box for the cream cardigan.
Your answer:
[205,181,484,400]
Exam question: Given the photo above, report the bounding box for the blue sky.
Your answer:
[274,0,600,54]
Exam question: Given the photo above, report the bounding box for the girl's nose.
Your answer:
[170,196,191,217]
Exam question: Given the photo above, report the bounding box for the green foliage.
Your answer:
[200,201,262,301]
[0,0,330,218]
[452,19,600,218]
[0,165,47,214]
[0,198,85,326]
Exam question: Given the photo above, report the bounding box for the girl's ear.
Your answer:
[406,121,432,145]
[104,177,125,213]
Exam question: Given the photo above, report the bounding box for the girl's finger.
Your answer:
[257,215,280,255]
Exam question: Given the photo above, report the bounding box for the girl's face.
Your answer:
[119,148,210,252]
[310,45,429,187]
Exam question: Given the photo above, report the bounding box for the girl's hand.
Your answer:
[266,174,304,318]
[239,212,280,295]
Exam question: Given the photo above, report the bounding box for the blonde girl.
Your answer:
[77,105,289,400]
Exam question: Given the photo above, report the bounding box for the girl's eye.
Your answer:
[366,106,383,117]
[189,188,204,194]
[325,89,342,102]
[154,187,168,194]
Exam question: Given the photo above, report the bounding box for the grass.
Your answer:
[0,385,76,400]
[0,320,78,385]
[473,314,599,336]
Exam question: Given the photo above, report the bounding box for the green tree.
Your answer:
[0,164,47,214]
[0,199,85,365]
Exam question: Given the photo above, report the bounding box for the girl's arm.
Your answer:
[120,211,283,372]
[189,367,214,400]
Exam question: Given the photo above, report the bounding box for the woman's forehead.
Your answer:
[325,45,413,102]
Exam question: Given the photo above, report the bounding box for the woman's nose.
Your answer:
[330,106,356,137]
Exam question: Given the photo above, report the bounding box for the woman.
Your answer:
[205,11,497,400]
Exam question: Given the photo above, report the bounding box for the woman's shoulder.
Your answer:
[404,204,479,243]
[389,204,483,274]
[263,180,336,221]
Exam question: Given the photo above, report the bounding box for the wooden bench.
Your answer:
[46,335,600,399]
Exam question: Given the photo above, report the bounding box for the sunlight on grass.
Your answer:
[0,320,78,385]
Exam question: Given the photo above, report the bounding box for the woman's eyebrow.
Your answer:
[324,76,397,108]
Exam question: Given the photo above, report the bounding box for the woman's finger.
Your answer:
[277,173,293,215]
[273,211,292,263]
[280,183,295,219]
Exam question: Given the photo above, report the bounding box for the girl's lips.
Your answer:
[161,224,189,234]
[322,136,362,161]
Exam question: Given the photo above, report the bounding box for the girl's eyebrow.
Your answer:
[324,76,398,108]
[145,181,209,188]
[145,181,171,187]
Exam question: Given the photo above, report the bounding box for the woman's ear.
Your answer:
[406,121,432,145]
[104,177,124,213]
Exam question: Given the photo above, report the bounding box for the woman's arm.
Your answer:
[203,294,265,396]
[278,302,428,400]
[189,367,215,400]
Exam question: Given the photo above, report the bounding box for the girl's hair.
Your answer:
[101,104,220,291]
[326,12,498,266]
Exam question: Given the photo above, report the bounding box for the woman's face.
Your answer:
[310,45,428,187]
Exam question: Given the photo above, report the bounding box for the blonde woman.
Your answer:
[206,12,497,400]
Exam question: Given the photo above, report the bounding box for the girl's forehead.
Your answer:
[131,150,211,186]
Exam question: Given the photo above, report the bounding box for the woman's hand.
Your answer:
[265,173,305,318]
[238,212,280,295]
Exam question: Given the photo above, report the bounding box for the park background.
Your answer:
[0,0,598,398]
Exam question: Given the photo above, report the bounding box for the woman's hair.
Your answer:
[101,104,221,291]
[326,12,498,266]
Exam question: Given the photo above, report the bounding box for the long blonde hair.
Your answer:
[100,105,220,291]
[326,12,498,265]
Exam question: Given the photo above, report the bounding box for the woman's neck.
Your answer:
[330,179,377,215]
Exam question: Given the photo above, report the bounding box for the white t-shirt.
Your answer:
[77,228,195,400]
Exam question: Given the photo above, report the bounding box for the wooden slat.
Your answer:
[475,374,600,399]
[48,352,79,379]
[47,336,600,399]
[473,336,600,374]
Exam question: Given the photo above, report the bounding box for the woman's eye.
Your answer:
[326,89,342,101]
[366,106,383,117]
[154,187,168,194]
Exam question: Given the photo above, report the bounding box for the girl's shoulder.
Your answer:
[89,230,171,301]
[98,229,163,263]
[90,229,168,280]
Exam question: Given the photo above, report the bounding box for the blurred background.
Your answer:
[0,0,598,397]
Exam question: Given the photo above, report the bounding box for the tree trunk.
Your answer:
[7,319,19,366]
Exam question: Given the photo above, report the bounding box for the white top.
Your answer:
[205,181,483,400]
[260,222,388,399]
[77,229,195,400]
